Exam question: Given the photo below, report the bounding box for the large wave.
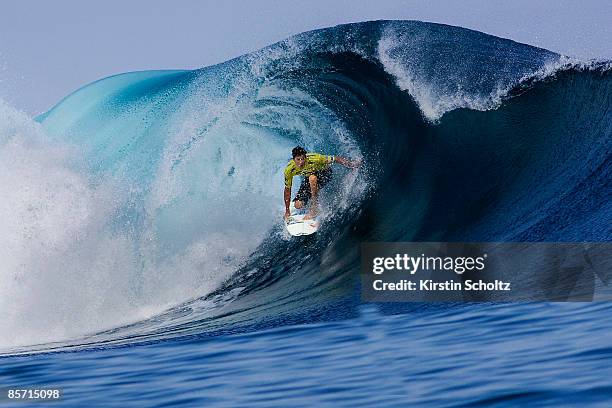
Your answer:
[1,20,610,354]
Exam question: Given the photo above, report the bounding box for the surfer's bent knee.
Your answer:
[294,200,304,209]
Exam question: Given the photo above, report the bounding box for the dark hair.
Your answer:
[292,146,307,158]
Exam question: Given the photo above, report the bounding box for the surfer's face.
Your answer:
[294,155,306,168]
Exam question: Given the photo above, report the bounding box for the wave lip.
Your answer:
[375,21,560,120]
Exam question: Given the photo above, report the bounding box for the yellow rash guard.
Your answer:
[284,153,334,189]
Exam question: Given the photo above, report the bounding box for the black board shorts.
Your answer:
[293,167,333,205]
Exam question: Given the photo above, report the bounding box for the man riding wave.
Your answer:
[283,146,360,221]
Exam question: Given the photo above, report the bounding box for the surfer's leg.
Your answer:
[293,177,311,209]
[317,167,333,188]
[304,168,332,219]
[307,174,319,217]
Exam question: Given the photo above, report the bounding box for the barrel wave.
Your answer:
[1,20,610,354]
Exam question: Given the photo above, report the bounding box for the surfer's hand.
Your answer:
[350,159,362,169]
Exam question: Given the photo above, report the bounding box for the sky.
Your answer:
[1,0,610,115]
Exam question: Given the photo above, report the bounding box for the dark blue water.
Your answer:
[0,20,610,406]
[3,304,612,407]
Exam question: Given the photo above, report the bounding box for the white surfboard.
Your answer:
[285,202,320,236]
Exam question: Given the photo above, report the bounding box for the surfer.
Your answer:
[283,146,360,221]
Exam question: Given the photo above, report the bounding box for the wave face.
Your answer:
[1,20,610,353]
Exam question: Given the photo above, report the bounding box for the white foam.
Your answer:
[0,100,246,349]
[0,100,140,348]
[515,55,611,85]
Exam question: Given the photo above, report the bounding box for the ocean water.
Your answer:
[3,303,612,406]
[0,20,610,406]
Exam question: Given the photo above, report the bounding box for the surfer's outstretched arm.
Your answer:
[333,156,361,169]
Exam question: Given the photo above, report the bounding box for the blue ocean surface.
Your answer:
[3,304,612,407]
[0,20,610,407]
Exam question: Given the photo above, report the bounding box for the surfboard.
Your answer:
[285,202,320,236]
